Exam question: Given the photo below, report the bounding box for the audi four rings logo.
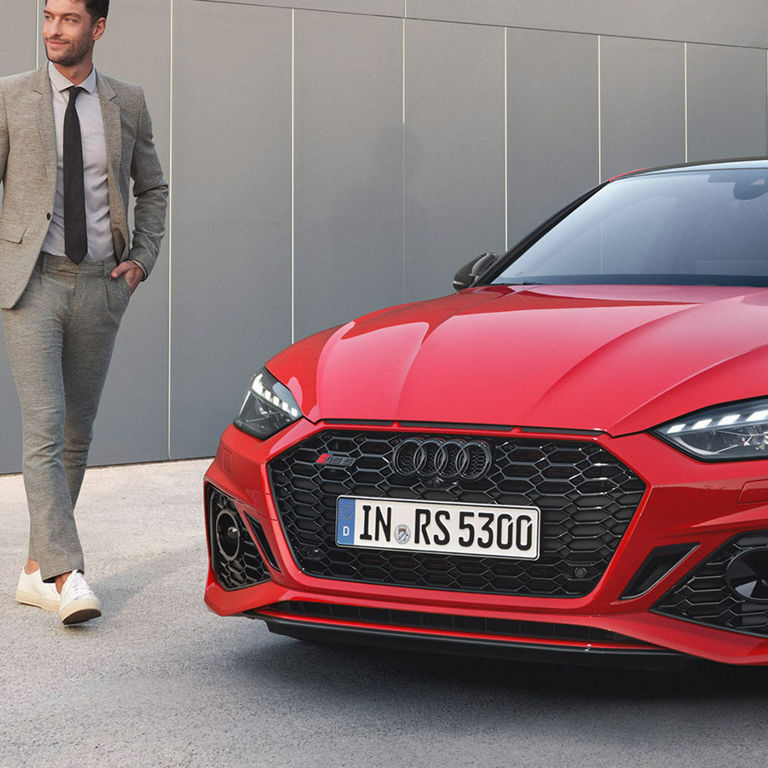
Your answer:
[391,438,493,480]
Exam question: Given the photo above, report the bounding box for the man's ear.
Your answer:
[92,17,106,43]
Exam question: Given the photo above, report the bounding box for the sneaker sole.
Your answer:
[16,588,60,612]
[60,599,102,625]
[62,607,102,625]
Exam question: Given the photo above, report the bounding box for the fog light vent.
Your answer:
[726,548,768,603]
[216,507,241,562]
[654,531,768,638]
[207,486,270,590]
[621,543,698,600]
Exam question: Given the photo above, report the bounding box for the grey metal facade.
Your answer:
[1,0,767,472]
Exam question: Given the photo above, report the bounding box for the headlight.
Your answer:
[233,367,302,440]
[653,399,768,461]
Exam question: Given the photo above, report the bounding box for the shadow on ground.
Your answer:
[229,628,768,705]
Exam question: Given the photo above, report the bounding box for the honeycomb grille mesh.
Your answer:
[654,531,768,637]
[269,431,645,597]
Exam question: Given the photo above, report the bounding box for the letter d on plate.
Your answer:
[336,497,356,545]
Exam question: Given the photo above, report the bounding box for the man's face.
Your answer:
[43,0,104,68]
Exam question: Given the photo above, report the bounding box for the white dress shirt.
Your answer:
[42,62,113,263]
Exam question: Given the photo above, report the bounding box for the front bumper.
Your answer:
[203,419,768,666]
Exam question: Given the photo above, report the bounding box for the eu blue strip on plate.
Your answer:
[336,497,355,545]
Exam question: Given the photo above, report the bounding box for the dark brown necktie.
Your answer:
[63,86,87,264]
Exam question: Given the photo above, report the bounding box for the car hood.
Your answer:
[268,284,768,435]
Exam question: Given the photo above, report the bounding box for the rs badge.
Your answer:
[316,453,355,467]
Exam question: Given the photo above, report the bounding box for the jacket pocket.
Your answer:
[0,221,26,243]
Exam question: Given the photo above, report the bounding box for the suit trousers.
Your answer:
[1,252,130,582]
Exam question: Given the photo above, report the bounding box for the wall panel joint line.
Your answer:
[597,35,602,183]
[291,9,296,343]
[504,26,508,251]
[167,0,175,459]
[684,42,688,162]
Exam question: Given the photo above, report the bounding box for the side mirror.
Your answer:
[452,252,499,292]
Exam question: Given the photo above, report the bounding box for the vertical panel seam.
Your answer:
[291,9,296,343]
[168,0,174,459]
[504,27,508,251]
[401,16,406,303]
[597,35,602,183]
[684,42,688,162]
[402,18,406,125]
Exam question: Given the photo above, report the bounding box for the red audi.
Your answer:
[205,159,768,667]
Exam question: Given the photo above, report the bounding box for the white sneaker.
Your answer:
[15,567,61,612]
[58,571,102,625]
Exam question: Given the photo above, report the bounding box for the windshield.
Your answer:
[493,168,768,286]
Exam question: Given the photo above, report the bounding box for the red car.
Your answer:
[205,159,768,667]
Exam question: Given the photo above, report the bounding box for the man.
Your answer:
[0,0,167,624]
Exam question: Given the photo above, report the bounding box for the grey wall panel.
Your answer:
[0,4,37,473]
[404,20,505,303]
[0,338,22,474]
[200,0,404,17]
[87,0,172,465]
[0,332,22,473]
[170,0,292,458]
[600,37,685,181]
[293,11,403,338]
[0,363,22,472]
[407,0,768,49]
[507,29,598,245]
[0,0,37,75]
[687,44,768,162]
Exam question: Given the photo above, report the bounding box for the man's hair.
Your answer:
[84,0,109,22]
[45,0,109,23]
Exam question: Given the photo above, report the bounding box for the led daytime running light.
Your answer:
[664,407,768,436]
[655,398,768,462]
[234,367,303,440]
[252,373,299,419]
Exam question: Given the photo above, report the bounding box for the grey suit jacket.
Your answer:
[0,65,168,309]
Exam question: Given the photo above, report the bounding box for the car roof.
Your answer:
[610,157,768,181]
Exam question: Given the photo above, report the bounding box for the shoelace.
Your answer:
[61,572,93,601]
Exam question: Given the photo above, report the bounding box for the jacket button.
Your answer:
[46,213,51,220]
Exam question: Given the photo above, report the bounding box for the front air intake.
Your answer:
[621,543,698,600]
[246,513,281,571]
[207,485,270,590]
[654,531,768,637]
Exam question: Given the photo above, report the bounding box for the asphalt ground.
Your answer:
[2,459,768,768]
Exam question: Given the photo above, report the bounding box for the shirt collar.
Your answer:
[48,61,97,95]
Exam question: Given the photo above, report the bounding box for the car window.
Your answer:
[494,170,768,285]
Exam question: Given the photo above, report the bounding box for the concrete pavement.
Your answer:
[2,459,768,768]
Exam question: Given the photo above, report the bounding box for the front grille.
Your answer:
[269,430,645,597]
[654,531,768,637]
[207,486,270,590]
[258,601,651,647]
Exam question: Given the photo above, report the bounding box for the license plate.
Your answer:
[336,496,540,560]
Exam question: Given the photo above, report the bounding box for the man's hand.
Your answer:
[110,260,144,295]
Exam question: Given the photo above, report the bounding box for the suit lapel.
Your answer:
[96,73,122,181]
[32,66,57,185]
[96,73,127,259]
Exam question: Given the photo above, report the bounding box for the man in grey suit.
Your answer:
[0,0,167,624]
